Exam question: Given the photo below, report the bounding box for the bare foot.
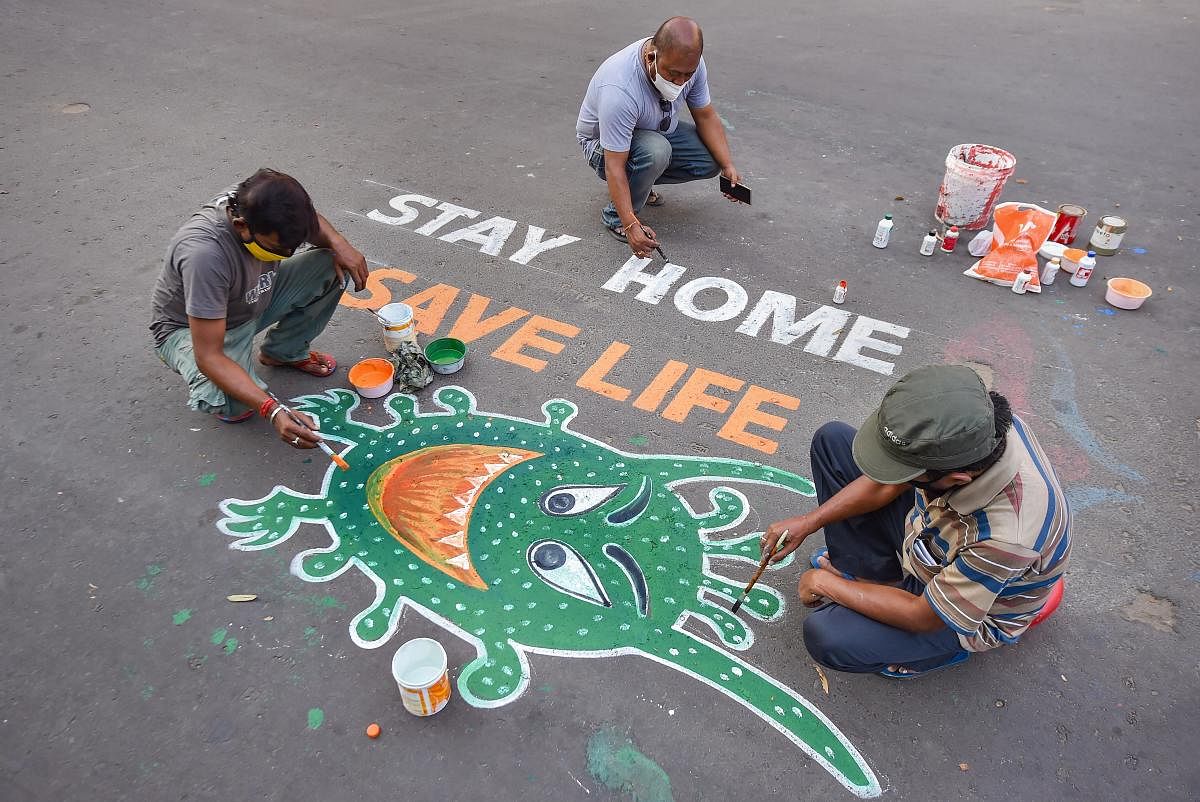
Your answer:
[815,554,844,577]
[886,664,917,675]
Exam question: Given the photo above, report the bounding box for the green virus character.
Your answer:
[217,386,879,796]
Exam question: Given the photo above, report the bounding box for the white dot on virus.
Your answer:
[731,666,743,676]
[669,648,679,656]
[825,746,835,758]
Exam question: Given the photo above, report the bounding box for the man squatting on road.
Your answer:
[576,16,743,259]
[149,169,369,449]
[762,365,1071,678]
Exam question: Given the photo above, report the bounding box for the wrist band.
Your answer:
[259,397,278,418]
[622,220,639,234]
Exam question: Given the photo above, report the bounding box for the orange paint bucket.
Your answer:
[348,358,395,398]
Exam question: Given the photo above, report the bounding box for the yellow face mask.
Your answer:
[243,239,289,262]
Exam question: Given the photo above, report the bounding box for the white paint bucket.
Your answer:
[378,302,417,351]
[934,144,1017,230]
[392,638,451,717]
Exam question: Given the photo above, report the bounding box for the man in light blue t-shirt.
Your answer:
[576,17,743,257]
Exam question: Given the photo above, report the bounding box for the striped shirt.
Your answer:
[901,416,1071,651]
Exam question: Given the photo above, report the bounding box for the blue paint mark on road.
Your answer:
[1064,486,1140,512]
[1096,307,1117,316]
[1051,346,1146,483]
[1131,247,1147,255]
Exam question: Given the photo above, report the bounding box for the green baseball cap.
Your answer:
[852,365,1000,484]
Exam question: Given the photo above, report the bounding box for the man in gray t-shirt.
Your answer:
[576,16,743,258]
[150,169,368,450]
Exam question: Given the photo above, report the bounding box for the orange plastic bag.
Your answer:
[963,202,1057,291]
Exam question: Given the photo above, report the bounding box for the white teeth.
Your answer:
[447,553,472,571]
[484,462,507,475]
[467,475,488,489]
[443,507,468,526]
[453,493,473,508]
[501,451,523,463]
[438,531,466,550]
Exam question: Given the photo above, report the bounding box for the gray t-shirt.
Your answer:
[575,37,711,159]
[149,188,277,347]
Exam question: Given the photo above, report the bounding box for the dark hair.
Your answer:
[925,391,1014,479]
[229,168,317,251]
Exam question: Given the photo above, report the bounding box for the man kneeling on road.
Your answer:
[576,16,742,258]
[150,168,368,448]
[762,365,1071,678]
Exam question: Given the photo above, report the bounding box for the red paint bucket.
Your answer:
[1049,204,1087,245]
[934,144,1017,230]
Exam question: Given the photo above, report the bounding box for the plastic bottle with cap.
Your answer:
[872,214,893,248]
[919,230,938,256]
[1011,268,1033,294]
[940,226,960,253]
[1041,257,1061,285]
[1070,250,1096,287]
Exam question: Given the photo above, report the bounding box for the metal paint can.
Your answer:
[1049,204,1087,245]
[1088,214,1127,255]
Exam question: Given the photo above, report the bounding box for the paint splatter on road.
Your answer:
[135,564,163,593]
[307,708,325,730]
[222,637,239,654]
[198,473,217,487]
[172,609,193,625]
[210,627,227,645]
[588,728,673,802]
[628,434,649,446]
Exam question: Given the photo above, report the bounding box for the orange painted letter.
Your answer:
[338,267,417,309]
[400,284,461,334]
[717,385,800,454]
[576,342,633,402]
[447,294,530,343]
[660,368,745,423]
[632,360,689,412]
[491,315,581,372]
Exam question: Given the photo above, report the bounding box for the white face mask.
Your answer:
[649,54,685,102]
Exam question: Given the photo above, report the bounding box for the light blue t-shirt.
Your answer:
[575,38,711,158]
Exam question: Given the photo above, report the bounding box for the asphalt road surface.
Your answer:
[2,1,1196,800]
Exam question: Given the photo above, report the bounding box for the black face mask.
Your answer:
[909,471,949,493]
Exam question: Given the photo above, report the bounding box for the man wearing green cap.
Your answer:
[762,365,1070,678]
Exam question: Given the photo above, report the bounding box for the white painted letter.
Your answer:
[367,194,437,226]
[737,293,851,355]
[673,277,749,322]
[508,226,581,265]
[438,216,519,256]
[602,256,687,304]
[833,315,910,375]
[414,202,480,236]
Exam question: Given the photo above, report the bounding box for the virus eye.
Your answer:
[527,540,611,608]
[539,484,625,517]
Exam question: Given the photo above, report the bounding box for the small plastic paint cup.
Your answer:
[1060,248,1086,275]
[392,638,451,717]
[348,358,395,398]
[424,337,468,375]
[378,302,417,351]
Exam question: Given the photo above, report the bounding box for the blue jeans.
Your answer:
[800,422,968,673]
[588,120,721,229]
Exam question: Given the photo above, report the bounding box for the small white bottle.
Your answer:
[1011,268,1033,294]
[833,280,847,304]
[1041,257,1061,286]
[872,214,893,248]
[1070,250,1096,287]
[919,230,938,256]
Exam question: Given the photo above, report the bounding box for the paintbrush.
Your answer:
[268,393,351,471]
[640,226,667,262]
[730,529,788,614]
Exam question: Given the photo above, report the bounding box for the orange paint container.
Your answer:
[392,638,451,717]
[1105,278,1152,310]
[348,358,395,398]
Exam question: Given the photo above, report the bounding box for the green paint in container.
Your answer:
[424,337,468,375]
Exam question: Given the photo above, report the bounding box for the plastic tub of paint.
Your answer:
[1060,247,1086,274]
[392,637,451,716]
[424,337,468,375]
[348,358,395,398]
[1105,277,1152,310]
[378,302,417,351]
[934,144,1017,230]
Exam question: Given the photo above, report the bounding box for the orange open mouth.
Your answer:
[365,444,541,589]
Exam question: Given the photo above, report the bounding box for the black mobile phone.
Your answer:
[720,175,751,205]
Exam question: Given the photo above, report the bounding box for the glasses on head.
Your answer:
[658,98,672,132]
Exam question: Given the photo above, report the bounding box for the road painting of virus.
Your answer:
[217,386,879,797]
